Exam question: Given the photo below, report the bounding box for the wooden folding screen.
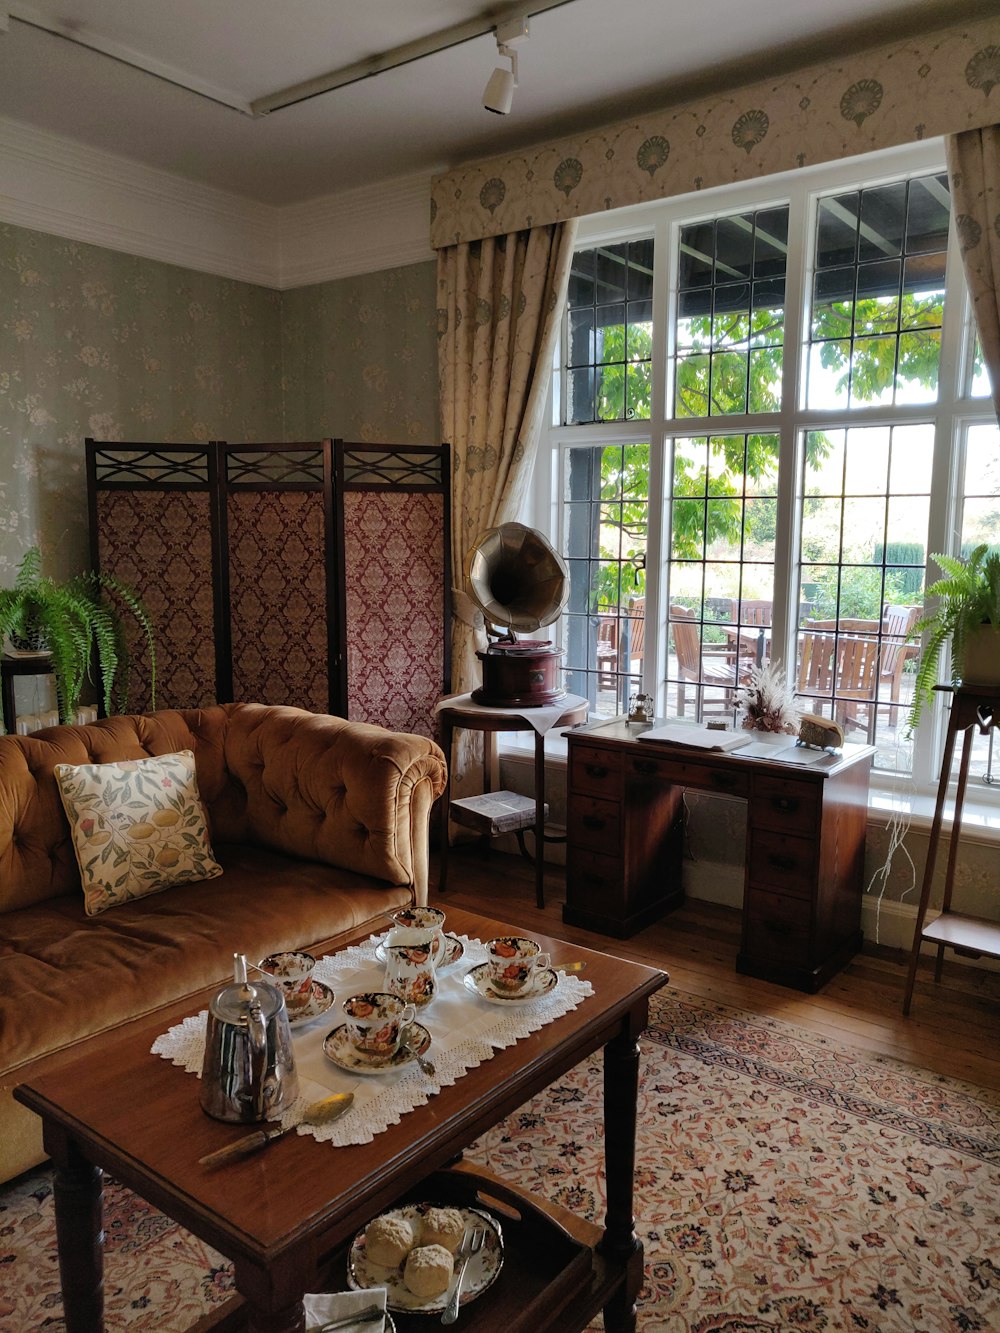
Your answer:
[87,439,450,737]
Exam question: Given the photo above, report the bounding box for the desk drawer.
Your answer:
[748,828,815,898]
[567,795,621,851]
[566,850,623,913]
[627,752,750,798]
[570,745,622,798]
[743,887,812,963]
[751,775,820,833]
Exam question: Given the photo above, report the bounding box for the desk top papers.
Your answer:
[640,724,752,751]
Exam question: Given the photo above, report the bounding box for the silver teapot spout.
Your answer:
[200,952,299,1123]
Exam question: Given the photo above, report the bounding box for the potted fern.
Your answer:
[0,546,156,729]
[908,544,1000,730]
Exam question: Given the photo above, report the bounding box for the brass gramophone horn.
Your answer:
[465,523,569,707]
[466,522,569,637]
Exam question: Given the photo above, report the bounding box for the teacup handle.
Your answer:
[400,1003,416,1027]
[533,952,550,972]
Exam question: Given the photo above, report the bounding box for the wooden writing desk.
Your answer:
[564,719,874,992]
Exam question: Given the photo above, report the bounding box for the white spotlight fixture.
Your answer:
[483,16,529,115]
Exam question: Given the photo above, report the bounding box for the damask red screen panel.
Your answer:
[341,486,447,738]
[94,489,217,711]
[227,490,329,711]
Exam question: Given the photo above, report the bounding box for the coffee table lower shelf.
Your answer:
[196,1161,641,1333]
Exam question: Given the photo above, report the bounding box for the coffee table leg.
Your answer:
[245,1301,305,1333]
[52,1148,105,1333]
[599,1023,643,1333]
[237,1259,307,1333]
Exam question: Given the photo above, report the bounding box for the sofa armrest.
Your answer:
[211,705,447,901]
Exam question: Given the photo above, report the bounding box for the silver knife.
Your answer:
[312,1306,384,1331]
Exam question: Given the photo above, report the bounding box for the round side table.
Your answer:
[436,694,589,908]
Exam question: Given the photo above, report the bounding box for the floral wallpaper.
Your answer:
[0,228,439,718]
[0,221,283,584]
[430,15,1000,247]
[280,262,438,444]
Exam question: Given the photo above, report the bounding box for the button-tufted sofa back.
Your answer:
[0,703,447,914]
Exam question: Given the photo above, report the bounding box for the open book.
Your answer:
[640,724,752,752]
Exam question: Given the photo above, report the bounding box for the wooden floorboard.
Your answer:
[430,845,1000,1094]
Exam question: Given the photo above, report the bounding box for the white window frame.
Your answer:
[526,138,999,820]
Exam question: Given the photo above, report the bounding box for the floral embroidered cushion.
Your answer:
[55,750,223,916]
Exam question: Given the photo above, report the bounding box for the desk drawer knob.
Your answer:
[772,796,800,813]
[584,763,609,778]
[632,759,658,775]
[582,815,605,830]
[768,853,797,871]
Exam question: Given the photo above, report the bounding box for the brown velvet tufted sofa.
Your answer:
[0,702,447,1184]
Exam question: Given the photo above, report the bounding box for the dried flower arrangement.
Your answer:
[735,661,801,735]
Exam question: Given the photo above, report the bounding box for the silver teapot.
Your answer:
[199,953,299,1123]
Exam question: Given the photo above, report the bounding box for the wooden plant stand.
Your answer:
[902,685,1000,1015]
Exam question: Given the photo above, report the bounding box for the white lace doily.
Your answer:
[151,933,593,1146]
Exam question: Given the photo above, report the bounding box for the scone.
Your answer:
[420,1206,465,1253]
[403,1243,454,1299]
[365,1214,415,1268]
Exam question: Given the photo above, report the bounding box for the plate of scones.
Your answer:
[348,1202,504,1313]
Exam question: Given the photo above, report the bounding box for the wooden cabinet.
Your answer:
[565,740,685,937]
[565,720,874,992]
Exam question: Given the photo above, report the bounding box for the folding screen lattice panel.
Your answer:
[222,446,331,713]
[88,447,218,712]
[87,439,450,731]
[338,446,450,738]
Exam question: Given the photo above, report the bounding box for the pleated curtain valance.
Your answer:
[430,13,1000,249]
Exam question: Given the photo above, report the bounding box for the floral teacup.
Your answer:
[485,936,551,995]
[342,992,416,1057]
[389,906,446,962]
[258,950,316,997]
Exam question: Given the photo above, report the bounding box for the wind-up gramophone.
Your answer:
[465,522,569,707]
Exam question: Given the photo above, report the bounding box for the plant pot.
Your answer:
[961,624,1000,686]
[3,633,50,658]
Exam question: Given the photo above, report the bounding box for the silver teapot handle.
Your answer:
[246,995,269,1120]
[233,953,269,1120]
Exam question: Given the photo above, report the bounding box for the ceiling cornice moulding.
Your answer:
[278,172,436,288]
[0,117,435,289]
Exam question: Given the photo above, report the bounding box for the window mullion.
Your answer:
[644,214,670,706]
[774,181,808,678]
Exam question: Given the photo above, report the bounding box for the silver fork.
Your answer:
[441,1224,486,1324]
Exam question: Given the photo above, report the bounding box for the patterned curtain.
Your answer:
[437,219,577,788]
[947,125,1000,420]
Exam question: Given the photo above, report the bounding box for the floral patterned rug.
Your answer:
[3,987,999,1332]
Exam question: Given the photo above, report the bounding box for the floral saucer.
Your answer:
[374,932,464,970]
[348,1203,503,1313]
[462,962,559,1005]
[323,1021,432,1076]
[283,979,335,1028]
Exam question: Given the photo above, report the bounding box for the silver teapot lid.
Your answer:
[209,953,284,1024]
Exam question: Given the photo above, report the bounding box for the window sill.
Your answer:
[496,733,1000,845]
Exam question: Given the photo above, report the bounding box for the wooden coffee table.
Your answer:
[14,907,667,1333]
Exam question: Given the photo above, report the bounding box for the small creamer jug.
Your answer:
[200,952,299,1122]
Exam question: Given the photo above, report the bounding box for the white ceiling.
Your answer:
[0,0,982,206]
